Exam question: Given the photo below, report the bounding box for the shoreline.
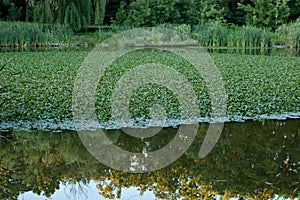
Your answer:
[1,113,299,132]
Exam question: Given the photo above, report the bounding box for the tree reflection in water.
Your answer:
[0,119,299,199]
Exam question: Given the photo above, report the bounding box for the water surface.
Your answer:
[1,119,299,199]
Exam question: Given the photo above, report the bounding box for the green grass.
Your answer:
[0,50,299,129]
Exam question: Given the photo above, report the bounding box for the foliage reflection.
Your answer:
[0,119,299,199]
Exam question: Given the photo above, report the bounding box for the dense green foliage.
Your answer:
[33,0,109,31]
[0,0,300,31]
[237,0,290,30]
[114,0,300,28]
[0,119,299,199]
[0,0,109,31]
[0,50,299,127]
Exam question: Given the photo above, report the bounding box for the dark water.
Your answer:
[205,47,300,57]
[0,119,299,200]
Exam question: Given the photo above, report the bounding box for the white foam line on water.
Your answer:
[1,112,299,131]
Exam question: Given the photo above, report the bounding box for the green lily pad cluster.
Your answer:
[0,49,299,129]
[212,53,300,120]
[0,51,87,127]
[95,49,211,124]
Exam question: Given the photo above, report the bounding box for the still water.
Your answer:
[0,119,299,200]
[1,47,300,57]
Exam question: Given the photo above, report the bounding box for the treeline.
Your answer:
[0,0,108,31]
[0,0,300,31]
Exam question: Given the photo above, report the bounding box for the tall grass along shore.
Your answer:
[0,20,300,48]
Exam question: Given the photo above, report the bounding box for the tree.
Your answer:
[25,0,35,22]
[121,0,151,26]
[115,0,128,25]
[172,0,199,25]
[117,0,198,27]
[103,0,122,24]
[34,0,93,31]
[195,0,226,24]
[94,0,108,25]
[0,0,22,21]
[287,0,300,22]
[221,0,251,26]
[238,0,290,30]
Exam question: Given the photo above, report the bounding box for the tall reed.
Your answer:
[192,23,228,46]
[228,26,271,48]
[276,18,300,48]
[191,23,272,48]
[0,21,73,47]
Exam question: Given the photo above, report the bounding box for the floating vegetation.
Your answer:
[0,50,299,130]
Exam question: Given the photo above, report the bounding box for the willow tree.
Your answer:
[64,0,93,30]
[25,0,35,21]
[34,0,93,31]
[94,0,108,25]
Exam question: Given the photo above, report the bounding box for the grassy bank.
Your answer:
[1,21,300,48]
[169,22,296,48]
[93,21,300,48]
[0,50,299,129]
[189,23,272,48]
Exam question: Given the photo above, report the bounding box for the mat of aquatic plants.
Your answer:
[0,49,299,130]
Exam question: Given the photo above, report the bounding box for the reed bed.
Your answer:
[192,23,228,46]
[275,18,300,48]
[1,20,300,48]
[227,26,271,48]
[191,23,272,48]
[191,21,300,48]
[0,21,73,47]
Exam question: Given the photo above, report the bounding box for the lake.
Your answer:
[0,46,299,199]
[0,119,299,199]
